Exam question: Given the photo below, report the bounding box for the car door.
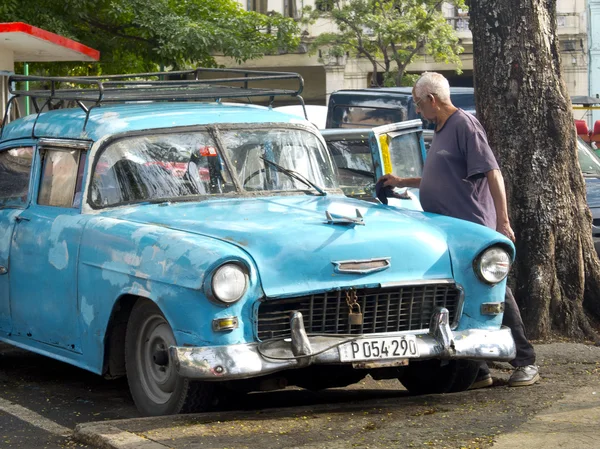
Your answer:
[0,144,35,333]
[369,119,426,210]
[9,140,89,352]
[321,119,425,210]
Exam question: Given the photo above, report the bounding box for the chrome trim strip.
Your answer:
[38,138,91,149]
[332,257,391,274]
[379,279,455,288]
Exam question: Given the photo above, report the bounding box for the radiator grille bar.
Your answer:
[257,284,462,340]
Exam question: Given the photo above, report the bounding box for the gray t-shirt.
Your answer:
[419,109,499,229]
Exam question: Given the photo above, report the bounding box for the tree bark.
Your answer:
[469,0,600,340]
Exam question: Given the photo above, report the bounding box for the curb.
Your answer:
[75,422,171,449]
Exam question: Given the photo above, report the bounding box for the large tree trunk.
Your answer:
[469,0,600,340]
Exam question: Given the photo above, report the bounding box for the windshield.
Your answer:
[578,137,600,177]
[220,128,336,193]
[90,127,336,208]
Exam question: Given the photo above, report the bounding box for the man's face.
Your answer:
[412,90,437,123]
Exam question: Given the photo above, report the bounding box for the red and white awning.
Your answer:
[0,22,99,62]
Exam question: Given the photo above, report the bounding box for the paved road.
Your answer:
[1,341,599,449]
[0,343,406,448]
[0,343,138,448]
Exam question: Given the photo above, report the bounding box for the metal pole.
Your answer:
[24,63,29,115]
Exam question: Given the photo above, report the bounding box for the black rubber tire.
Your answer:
[125,299,216,416]
[398,359,480,395]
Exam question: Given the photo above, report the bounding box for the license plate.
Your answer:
[338,335,420,362]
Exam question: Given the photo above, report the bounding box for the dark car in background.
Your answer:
[326,87,476,130]
[578,137,600,255]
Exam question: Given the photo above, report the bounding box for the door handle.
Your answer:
[15,216,30,223]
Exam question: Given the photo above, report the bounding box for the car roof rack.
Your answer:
[2,67,307,136]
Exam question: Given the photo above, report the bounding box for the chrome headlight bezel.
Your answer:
[474,246,512,285]
[207,262,249,305]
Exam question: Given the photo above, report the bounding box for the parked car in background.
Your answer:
[578,137,600,255]
[0,69,515,417]
[320,120,425,211]
[273,104,327,129]
[326,87,476,130]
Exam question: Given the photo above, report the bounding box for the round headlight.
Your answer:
[477,247,511,284]
[211,263,248,304]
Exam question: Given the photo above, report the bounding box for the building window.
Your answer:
[284,0,298,18]
[316,0,334,12]
[248,0,268,14]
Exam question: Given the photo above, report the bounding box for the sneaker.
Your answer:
[469,373,493,390]
[508,365,540,387]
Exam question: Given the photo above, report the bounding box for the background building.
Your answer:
[587,0,600,124]
[222,1,589,107]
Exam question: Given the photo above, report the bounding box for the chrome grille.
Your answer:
[257,283,461,340]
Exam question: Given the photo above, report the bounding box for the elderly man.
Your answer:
[378,72,539,388]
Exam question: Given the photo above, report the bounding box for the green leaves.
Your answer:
[6,0,300,75]
[305,0,466,86]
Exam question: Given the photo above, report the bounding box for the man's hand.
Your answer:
[497,221,516,242]
[377,174,404,188]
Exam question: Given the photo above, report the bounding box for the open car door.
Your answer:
[321,119,425,210]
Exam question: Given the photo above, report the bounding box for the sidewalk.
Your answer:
[74,343,600,449]
[491,386,600,448]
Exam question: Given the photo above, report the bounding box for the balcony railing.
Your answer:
[446,16,470,32]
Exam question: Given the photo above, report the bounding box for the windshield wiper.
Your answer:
[340,167,375,177]
[260,156,327,196]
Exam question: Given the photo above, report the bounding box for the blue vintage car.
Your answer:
[0,69,515,416]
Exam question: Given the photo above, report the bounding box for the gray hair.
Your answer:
[414,72,451,103]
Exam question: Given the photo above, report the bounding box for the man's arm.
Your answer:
[486,169,515,242]
[378,174,422,188]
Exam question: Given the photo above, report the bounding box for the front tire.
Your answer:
[125,299,216,416]
[399,359,479,395]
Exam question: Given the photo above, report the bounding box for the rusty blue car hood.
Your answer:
[98,195,500,298]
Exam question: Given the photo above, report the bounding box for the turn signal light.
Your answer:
[212,317,239,332]
[481,302,505,315]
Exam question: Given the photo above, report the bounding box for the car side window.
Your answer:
[336,106,406,128]
[38,149,82,208]
[386,132,423,178]
[0,147,34,208]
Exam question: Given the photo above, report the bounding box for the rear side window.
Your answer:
[334,106,406,128]
[38,150,81,208]
[0,147,34,208]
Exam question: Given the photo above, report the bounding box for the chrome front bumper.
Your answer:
[170,307,516,380]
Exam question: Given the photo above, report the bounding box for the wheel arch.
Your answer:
[102,294,157,379]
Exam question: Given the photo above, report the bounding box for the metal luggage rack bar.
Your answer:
[2,67,307,137]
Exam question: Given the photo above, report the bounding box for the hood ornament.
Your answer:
[325,209,365,226]
[332,257,391,274]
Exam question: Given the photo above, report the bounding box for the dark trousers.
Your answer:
[479,287,536,375]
